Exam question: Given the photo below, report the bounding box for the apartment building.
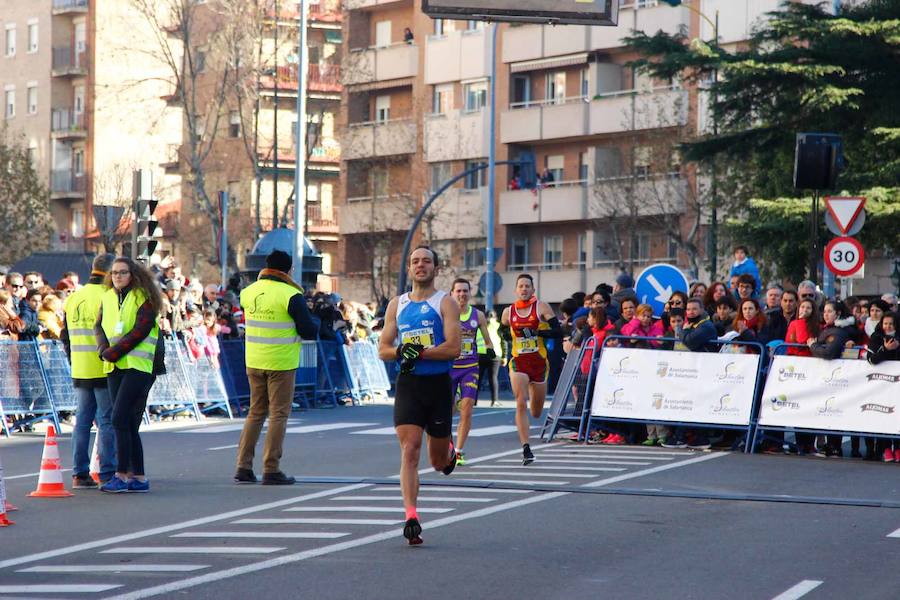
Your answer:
[0,0,181,255]
[336,0,837,305]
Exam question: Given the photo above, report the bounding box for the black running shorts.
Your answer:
[394,372,453,438]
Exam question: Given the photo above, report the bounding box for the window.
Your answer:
[543,235,563,269]
[229,110,240,138]
[464,81,487,112]
[26,143,37,165]
[579,152,589,182]
[546,71,566,105]
[430,161,451,192]
[375,21,391,48]
[371,166,388,198]
[631,232,650,262]
[577,234,587,266]
[511,74,531,106]
[433,19,445,35]
[667,237,679,260]
[464,159,486,190]
[375,95,390,122]
[464,240,486,270]
[26,85,37,115]
[465,20,484,31]
[27,21,38,53]
[71,206,85,238]
[4,25,15,57]
[510,238,529,269]
[432,84,452,115]
[634,146,651,178]
[4,88,14,119]
[73,148,84,175]
[580,67,590,97]
[306,184,319,203]
[194,49,207,73]
[546,155,564,183]
[594,235,614,266]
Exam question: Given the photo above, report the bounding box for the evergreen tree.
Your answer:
[0,126,54,266]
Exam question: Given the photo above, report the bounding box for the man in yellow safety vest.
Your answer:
[234,250,318,485]
[61,253,118,488]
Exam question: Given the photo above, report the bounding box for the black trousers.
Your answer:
[108,368,155,477]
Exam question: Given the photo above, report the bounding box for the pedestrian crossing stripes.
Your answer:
[17,565,209,573]
[101,547,285,555]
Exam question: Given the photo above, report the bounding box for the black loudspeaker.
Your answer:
[794,133,844,190]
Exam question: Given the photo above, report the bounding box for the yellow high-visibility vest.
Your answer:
[64,283,106,379]
[100,288,158,374]
[241,279,301,371]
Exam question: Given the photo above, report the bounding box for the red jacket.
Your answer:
[580,322,615,375]
[785,319,816,357]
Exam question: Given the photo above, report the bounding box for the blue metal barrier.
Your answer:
[582,335,766,452]
[219,339,250,415]
[0,340,60,436]
[316,340,353,405]
[541,336,598,442]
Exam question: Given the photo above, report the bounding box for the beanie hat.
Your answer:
[615,273,634,289]
[266,249,292,273]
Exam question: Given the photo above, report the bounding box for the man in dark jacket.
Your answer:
[762,289,798,343]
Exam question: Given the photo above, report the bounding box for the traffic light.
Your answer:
[132,169,160,262]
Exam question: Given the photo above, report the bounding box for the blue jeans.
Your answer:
[73,385,116,480]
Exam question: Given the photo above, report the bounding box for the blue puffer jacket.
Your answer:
[728,257,761,294]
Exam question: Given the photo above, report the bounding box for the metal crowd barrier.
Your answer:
[145,337,203,422]
[541,336,599,441]
[0,340,60,436]
[187,353,233,419]
[343,341,391,403]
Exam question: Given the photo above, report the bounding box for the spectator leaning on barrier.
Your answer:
[19,289,43,341]
[763,289,798,343]
[764,283,784,312]
[730,298,768,352]
[234,250,318,486]
[865,300,891,338]
[6,272,27,314]
[0,289,25,340]
[797,280,821,309]
[619,303,664,349]
[38,295,63,340]
[703,281,728,317]
[61,253,118,489]
[866,311,900,462]
[23,271,44,292]
[734,274,756,303]
[96,257,166,493]
[728,245,760,295]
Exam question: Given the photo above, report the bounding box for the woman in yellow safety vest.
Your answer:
[95,257,165,494]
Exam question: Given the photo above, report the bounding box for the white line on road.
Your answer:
[471,464,625,472]
[0,584,122,593]
[542,447,687,456]
[284,422,378,434]
[282,506,452,514]
[101,547,284,555]
[18,565,209,573]
[233,518,401,526]
[540,452,673,461]
[886,527,900,538]
[207,444,239,451]
[170,532,348,540]
[413,442,563,475]
[371,486,528,494]
[770,580,824,600]
[455,470,594,479]
[499,458,650,466]
[107,453,728,600]
[0,483,369,570]
[5,468,72,480]
[176,424,246,434]
[434,479,569,486]
[335,495,493,503]
[581,451,729,487]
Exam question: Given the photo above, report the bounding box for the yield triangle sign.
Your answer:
[825,196,866,235]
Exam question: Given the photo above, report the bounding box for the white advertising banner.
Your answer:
[759,355,900,435]
[590,347,760,426]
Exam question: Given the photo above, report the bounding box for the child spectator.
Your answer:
[619,303,664,348]
[712,296,736,337]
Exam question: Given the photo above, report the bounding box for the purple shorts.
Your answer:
[450,367,480,403]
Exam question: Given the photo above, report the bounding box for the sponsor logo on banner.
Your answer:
[605,388,634,410]
[710,394,740,416]
[867,373,900,383]
[652,394,664,410]
[716,362,746,385]
[778,365,807,382]
[822,367,850,388]
[611,357,639,379]
[860,403,895,414]
[817,397,844,417]
[654,361,699,380]
[769,394,801,411]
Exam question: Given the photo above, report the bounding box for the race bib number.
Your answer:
[516,337,539,354]
[461,339,475,357]
[401,327,435,348]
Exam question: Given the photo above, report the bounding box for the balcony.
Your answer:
[425,28,491,85]
[342,43,417,86]
[274,0,342,23]
[340,194,414,235]
[307,203,339,234]
[50,109,87,139]
[502,2,689,63]
[424,109,488,162]
[499,181,588,225]
[588,174,689,219]
[428,188,488,241]
[51,46,88,77]
[52,0,88,15]
[261,64,341,94]
[50,170,86,199]
[500,87,687,143]
[343,118,416,160]
[346,0,409,9]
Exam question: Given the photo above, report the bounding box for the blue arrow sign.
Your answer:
[634,263,689,317]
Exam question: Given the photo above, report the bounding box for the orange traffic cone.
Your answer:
[0,451,14,526]
[89,436,101,483]
[28,426,73,498]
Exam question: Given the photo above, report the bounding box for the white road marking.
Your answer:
[108,454,726,599]
[581,451,729,487]
[207,444,239,451]
[282,506,452,514]
[334,495,493,503]
[171,532,348,540]
[348,426,396,435]
[886,527,900,538]
[5,468,72,480]
[770,580,824,600]
[498,458,647,466]
[542,447,686,456]
[18,565,208,573]
[412,442,564,476]
[233,518,400,526]
[284,422,378,434]
[438,479,569,486]
[101,547,284,555]
[352,423,532,436]
[176,424,246,434]
[371,486,528,494]
[471,464,625,472]
[0,584,122,593]
[454,470,593,478]
[0,483,369,570]
[541,450,673,461]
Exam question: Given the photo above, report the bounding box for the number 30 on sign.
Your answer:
[824,236,865,277]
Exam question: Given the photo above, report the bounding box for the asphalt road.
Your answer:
[2,402,900,599]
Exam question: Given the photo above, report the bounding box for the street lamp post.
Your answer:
[292,0,309,284]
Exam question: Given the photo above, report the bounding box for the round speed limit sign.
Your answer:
[824,236,865,277]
